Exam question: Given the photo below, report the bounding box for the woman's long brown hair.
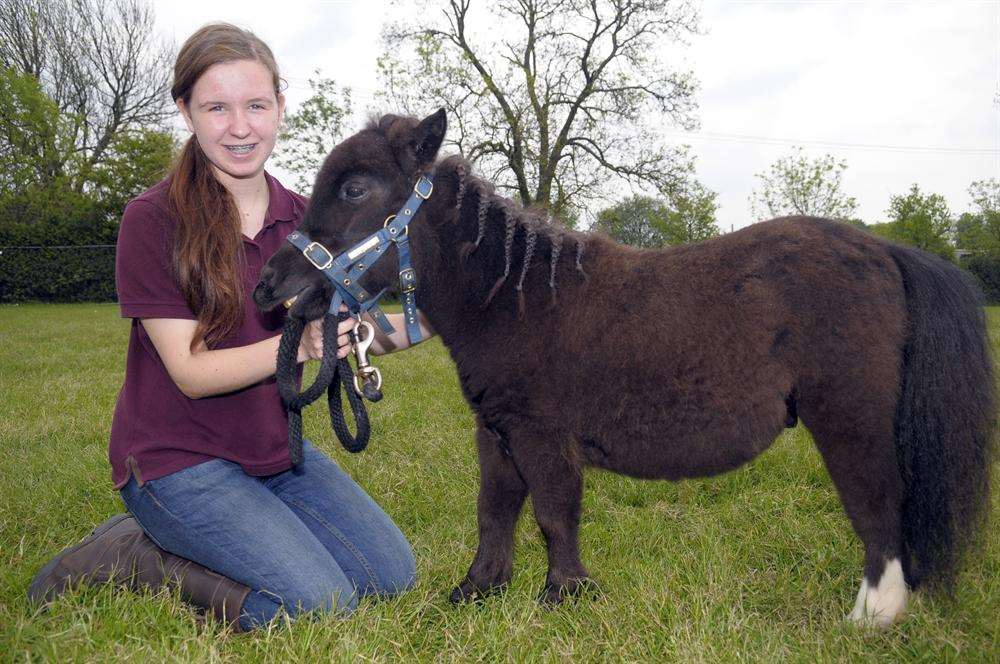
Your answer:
[168,23,281,350]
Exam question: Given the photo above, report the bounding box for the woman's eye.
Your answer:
[343,184,366,200]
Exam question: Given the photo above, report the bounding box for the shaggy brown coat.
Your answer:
[255,111,995,607]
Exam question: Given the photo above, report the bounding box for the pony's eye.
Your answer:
[343,183,367,200]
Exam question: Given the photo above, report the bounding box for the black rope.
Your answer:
[276,311,370,465]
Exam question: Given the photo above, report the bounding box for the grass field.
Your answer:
[1,303,998,662]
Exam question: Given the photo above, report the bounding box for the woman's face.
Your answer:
[177,59,285,184]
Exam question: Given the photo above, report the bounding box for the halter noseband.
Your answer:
[284,173,434,345]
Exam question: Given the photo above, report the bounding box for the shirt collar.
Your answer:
[263,171,296,227]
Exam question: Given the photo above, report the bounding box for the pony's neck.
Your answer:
[410,157,589,346]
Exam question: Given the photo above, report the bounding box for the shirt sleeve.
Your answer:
[115,199,196,320]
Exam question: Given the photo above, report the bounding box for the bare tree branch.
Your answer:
[380,0,703,221]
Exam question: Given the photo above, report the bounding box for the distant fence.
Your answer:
[2,242,997,306]
[0,245,116,302]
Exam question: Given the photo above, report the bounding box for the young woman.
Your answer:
[28,23,432,631]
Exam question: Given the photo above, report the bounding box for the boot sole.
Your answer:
[27,513,134,605]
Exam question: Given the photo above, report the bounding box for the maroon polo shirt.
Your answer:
[109,172,307,488]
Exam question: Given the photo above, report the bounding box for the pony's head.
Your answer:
[254,109,448,320]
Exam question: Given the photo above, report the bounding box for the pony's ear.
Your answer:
[411,108,447,166]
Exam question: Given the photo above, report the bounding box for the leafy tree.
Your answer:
[378,0,703,219]
[0,0,173,189]
[596,195,669,248]
[0,66,174,234]
[955,179,1000,254]
[275,72,353,192]
[0,66,78,192]
[749,147,859,221]
[864,221,894,240]
[955,211,989,253]
[87,128,176,221]
[597,185,718,248]
[886,184,954,261]
[665,182,719,245]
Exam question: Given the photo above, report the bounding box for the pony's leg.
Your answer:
[810,422,908,629]
[505,428,591,604]
[450,425,528,603]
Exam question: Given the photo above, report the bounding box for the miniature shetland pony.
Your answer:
[254,110,995,627]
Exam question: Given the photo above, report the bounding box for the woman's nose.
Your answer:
[229,109,250,138]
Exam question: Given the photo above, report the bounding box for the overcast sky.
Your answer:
[152,0,999,231]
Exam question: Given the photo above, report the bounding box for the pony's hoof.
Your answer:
[846,559,908,629]
[537,577,599,606]
[449,578,505,604]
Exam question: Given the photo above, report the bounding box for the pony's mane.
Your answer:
[439,154,586,316]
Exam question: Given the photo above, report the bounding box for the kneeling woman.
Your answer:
[29,23,432,631]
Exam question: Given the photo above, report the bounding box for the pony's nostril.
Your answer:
[259,265,276,286]
[253,267,278,309]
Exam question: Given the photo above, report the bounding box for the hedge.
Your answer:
[961,254,1000,305]
[0,245,116,302]
[3,235,999,305]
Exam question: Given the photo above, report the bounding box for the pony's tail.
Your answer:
[888,243,996,589]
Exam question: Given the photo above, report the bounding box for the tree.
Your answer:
[886,184,954,261]
[275,72,353,192]
[596,184,718,248]
[956,178,1000,254]
[87,127,176,221]
[596,195,668,248]
[378,0,703,219]
[665,182,719,244]
[0,66,77,192]
[955,212,988,253]
[0,0,173,190]
[749,147,859,221]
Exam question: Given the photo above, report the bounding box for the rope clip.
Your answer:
[350,319,383,399]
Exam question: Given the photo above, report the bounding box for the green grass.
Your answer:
[1,303,998,662]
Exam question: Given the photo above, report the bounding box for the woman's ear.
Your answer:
[411,108,447,167]
[176,99,195,133]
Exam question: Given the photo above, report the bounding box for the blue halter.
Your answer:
[284,174,433,345]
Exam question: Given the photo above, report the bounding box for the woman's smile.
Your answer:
[225,143,258,156]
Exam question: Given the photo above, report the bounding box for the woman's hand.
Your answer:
[297,312,359,362]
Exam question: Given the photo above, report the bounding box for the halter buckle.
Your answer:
[399,267,418,294]
[303,242,334,270]
[414,176,433,200]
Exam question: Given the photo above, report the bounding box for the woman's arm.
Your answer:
[364,310,435,355]
[142,316,354,399]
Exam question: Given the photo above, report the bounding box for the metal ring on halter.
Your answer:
[383,214,407,237]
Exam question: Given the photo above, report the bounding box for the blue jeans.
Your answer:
[119,440,415,630]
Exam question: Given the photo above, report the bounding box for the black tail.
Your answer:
[888,244,996,588]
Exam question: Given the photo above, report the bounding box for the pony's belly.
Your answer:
[579,432,776,481]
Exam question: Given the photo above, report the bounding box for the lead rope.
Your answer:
[275,311,370,465]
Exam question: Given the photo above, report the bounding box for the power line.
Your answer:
[280,78,995,157]
[661,129,999,156]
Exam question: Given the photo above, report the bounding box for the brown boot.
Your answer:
[28,514,251,630]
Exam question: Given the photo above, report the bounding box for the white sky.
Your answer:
[152,0,1000,231]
